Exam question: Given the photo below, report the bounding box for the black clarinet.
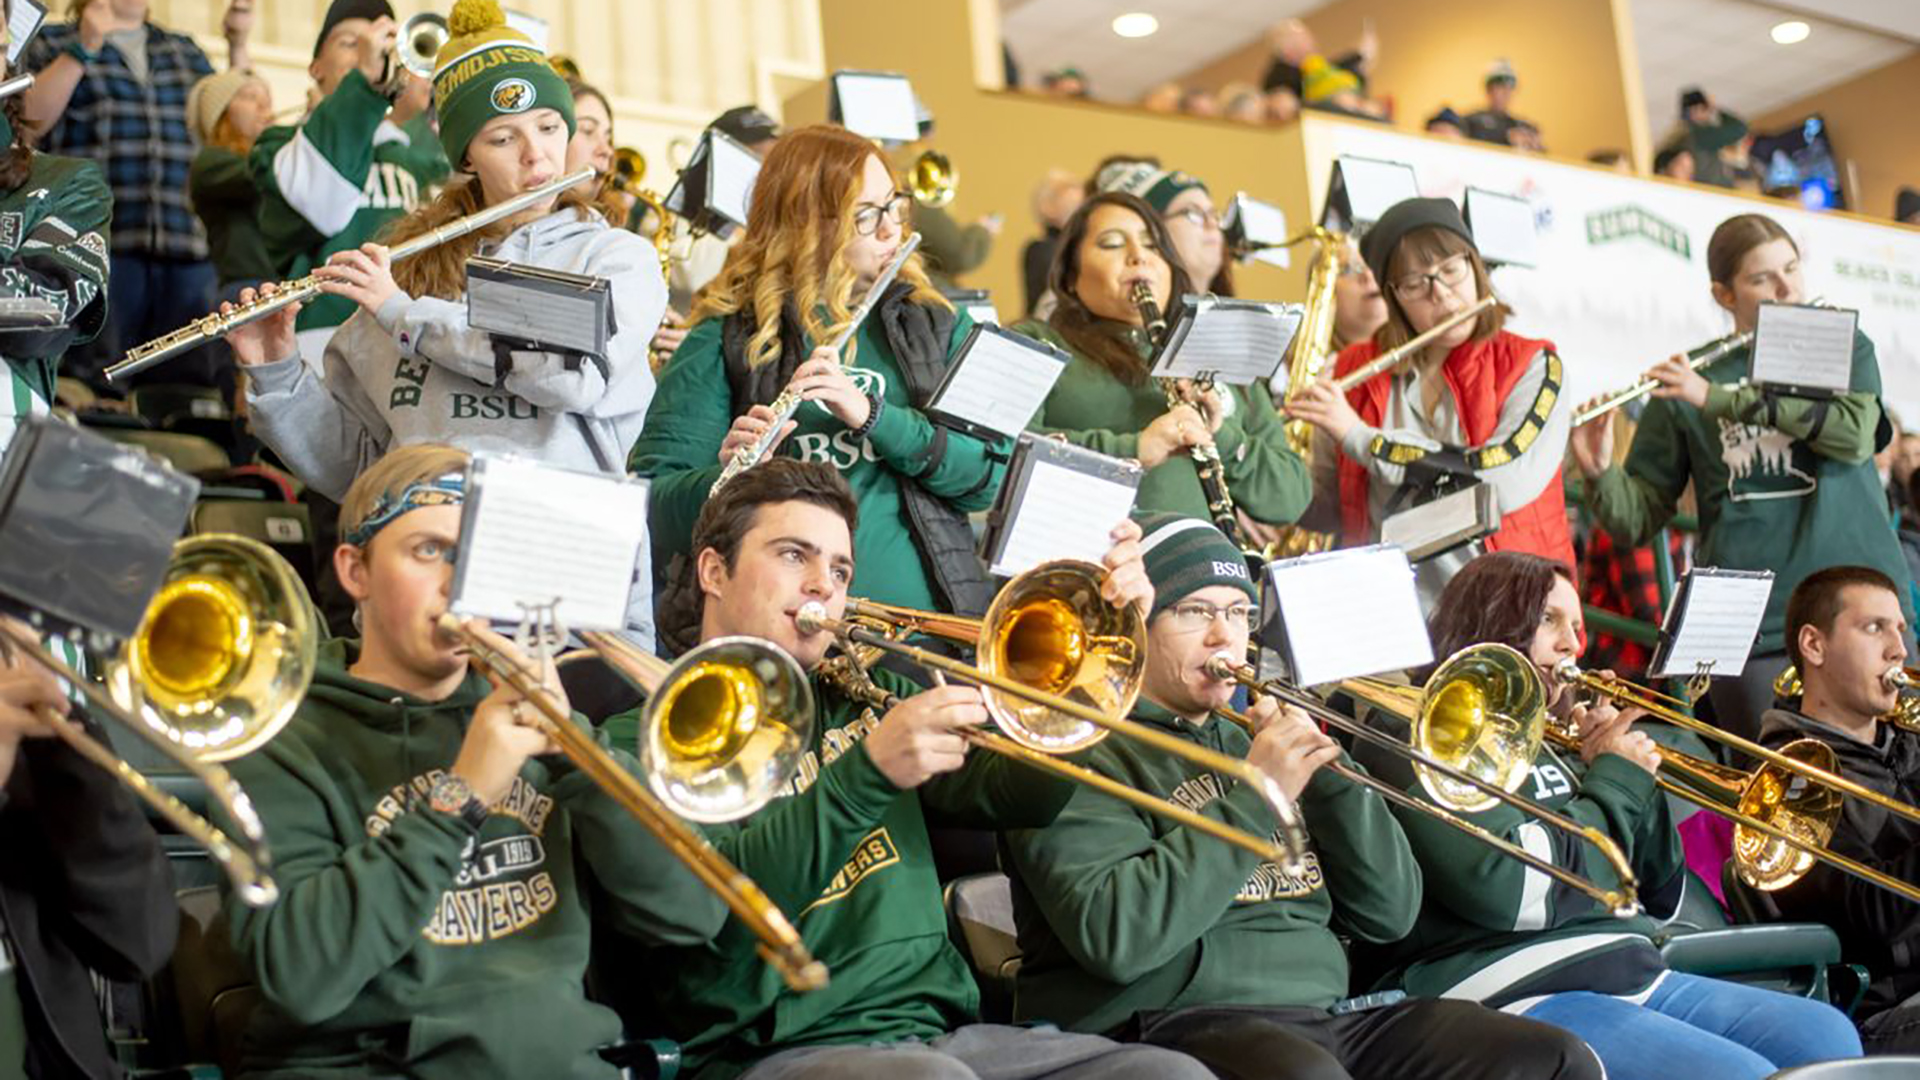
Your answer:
[1130,281,1246,546]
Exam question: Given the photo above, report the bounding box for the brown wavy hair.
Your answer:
[1373,226,1509,355]
[1045,190,1193,385]
[689,123,945,371]
[1424,551,1574,673]
[380,174,627,301]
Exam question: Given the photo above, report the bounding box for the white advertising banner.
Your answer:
[1301,120,1920,423]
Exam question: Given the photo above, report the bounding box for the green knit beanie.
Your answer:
[1135,513,1258,620]
[431,0,575,166]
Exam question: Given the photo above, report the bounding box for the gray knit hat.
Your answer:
[1136,512,1257,619]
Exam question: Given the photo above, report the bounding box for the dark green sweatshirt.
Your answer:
[999,698,1418,1034]
[1010,319,1311,525]
[609,665,1075,1080]
[1351,732,1685,1008]
[216,639,727,1078]
[630,310,1008,614]
[189,145,274,285]
[1588,332,1913,653]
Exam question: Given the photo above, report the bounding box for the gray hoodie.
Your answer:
[246,207,667,643]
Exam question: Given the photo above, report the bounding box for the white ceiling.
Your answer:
[1000,0,1916,148]
[1631,0,1914,145]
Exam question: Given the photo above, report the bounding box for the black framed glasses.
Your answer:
[1389,254,1472,301]
[853,193,912,236]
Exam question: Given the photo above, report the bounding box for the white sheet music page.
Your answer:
[1149,302,1303,385]
[1268,545,1433,685]
[834,72,920,143]
[1751,304,1856,394]
[707,134,762,228]
[467,271,602,355]
[1235,195,1291,269]
[1338,158,1419,224]
[453,457,648,631]
[7,0,44,63]
[989,459,1137,578]
[1654,570,1773,679]
[931,331,1066,437]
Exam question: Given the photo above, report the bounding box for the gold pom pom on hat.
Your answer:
[448,0,505,36]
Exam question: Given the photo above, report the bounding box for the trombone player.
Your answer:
[999,515,1602,1080]
[604,458,1215,1080]
[1763,566,1920,1054]
[214,444,727,1079]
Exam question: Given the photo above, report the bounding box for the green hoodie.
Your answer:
[1588,331,1912,653]
[216,638,727,1079]
[1009,320,1311,525]
[999,698,1418,1034]
[0,154,111,430]
[607,665,1076,1080]
[1350,729,1684,1008]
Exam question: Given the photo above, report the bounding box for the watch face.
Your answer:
[429,774,473,814]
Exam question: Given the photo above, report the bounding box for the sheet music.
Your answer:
[453,457,649,631]
[1149,301,1303,385]
[1750,303,1856,394]
[929,328,1066,437]
[1234,195,1291,269]
[467,267,605,355]
[706,132,761,227]
[833,72,920,143]
[1465,188,1539,267]
[1338,157,1419,224]
[7,0,44,64]
[1654,570,1773,679]
[964,301,1000,326]
[1268,546,1433,685]
[989,458,1138,578]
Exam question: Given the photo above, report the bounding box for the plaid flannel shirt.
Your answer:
[22,21,211,260]
[1581,525,1690,677]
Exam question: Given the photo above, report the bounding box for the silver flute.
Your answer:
[709,232,922,494]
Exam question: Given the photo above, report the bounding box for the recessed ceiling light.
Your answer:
[1112,12,1159,38]
[1771,20,1811,45]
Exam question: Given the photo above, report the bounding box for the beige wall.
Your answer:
[1173,0,1642,165]
[138,0,822,175]
[1754,51,1920,224]
[785,0,1317,312]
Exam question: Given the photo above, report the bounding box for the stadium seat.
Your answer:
[945,872,1021,1023]
[99,429,231,475]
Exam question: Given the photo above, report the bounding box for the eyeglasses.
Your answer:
[1163,207,1224,231]
[853,193,912,236]
[1390,254,1473,301]
[1162,601,1259,632]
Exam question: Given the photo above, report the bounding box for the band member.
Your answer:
[225,0,665,643]
[0,8,111,454]
[1011,191,1310,527]
[1000,514,1602,1080]
[1354,551,1862,1080]
[609,458,1214,1080]
[630,124,1006,652]
[1570,212,1914,744]
[1763,566,1920,1053]
[215,443,726,1078]
[1287,196,1572,607]
[252,0,445,365]
[1093,161,1231,295]
[1,631,177,1080]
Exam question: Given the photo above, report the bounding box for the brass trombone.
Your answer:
[1554,661,1920,902]
[908,150,957,208]
[1209,645,1642,917]
[437,617,830,991]
[1774,663,1920,732]
[0,535,316,906]
[796,562,1313,871]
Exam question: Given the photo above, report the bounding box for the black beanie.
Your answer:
[1359,197,1477,287]
[1679,87,1709,113]
[315,0,396,58]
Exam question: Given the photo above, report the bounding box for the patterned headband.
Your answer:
[343,472,467,547]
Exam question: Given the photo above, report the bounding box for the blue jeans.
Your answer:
[72,254,218,389]
[1522,972,1862,1080]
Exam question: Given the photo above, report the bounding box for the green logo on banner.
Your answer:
[1585,205,1691,259]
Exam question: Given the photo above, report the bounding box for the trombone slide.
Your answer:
[437,616,829,992]
[106,168,601,382]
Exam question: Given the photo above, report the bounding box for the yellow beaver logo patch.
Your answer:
[490,77,536,113]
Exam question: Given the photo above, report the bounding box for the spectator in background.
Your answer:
[1654,144,1696,183]
[1266,84,1301,125]
[20,0,257,389]
[1588,149,1633,174]
[1426,107,1466,140]
[1265,17,1385,120]
[1141,81,1181,113]
[1022,167,1082,316]
[187,67,275,289]
[1679,88,1748,189]
[915,201,1002,293]
[1043,66,1089,98]
[1464,59,1543,151]
[1220,82,1267,124]
[1896,187,1920,225]
[1181,87,1219,118]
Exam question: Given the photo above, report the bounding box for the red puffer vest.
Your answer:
[1332,330,1574,570]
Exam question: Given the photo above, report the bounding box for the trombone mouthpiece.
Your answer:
[795,603,830,634]
[1206,654,1242,680]
[1551,658,1582,684]
[1885,667,1913,692]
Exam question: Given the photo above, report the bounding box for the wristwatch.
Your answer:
[427,773,490,831]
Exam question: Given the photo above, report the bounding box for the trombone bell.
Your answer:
[979,562,1144,755]
[1734,738,1843,891]
[1413,644,1546,814]
[910,150,957,208]
[642,636,814,824]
